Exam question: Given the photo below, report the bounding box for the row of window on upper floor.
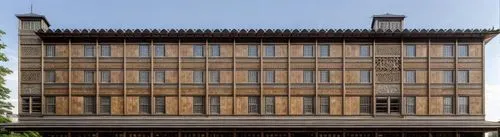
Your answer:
[44,70,472,84]
[44,44,473,57]
[25,95,471,115]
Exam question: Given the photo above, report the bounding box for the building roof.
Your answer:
[15,13,51,27]
[4,116,500,129]
[372,13,406,18]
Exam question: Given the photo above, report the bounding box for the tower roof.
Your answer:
[15,13,50,27]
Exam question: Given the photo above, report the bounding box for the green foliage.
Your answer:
[0,30,40,137]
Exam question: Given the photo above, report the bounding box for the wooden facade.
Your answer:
[9,13,500,137]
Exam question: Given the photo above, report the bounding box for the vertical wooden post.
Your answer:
[481,40,485,115]
[287,39,291,115]
[260,39,264,114]
[41,40,45,114]
[455,39,458,114]
[400,38,404,116]
[233,39,237,115]
[96,39,100,114]
[205,39,209,115]
[428,38,431,115]
[341,39,346,115]
[372,39,376,116]
[68,39,72,114]
[150,39,155,114]
[123,39,127,115]
[314,39,319,114]
[177,39,181,115]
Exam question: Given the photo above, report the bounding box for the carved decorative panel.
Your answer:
[20,63,41,69]
[375,45,400,56]
[21,71,41,82]
[375,57,400,72]
[21,46,41,57]
[21,84,41,94]
[376,72,400,83]
[375,84,400,95]
[20,38,41,45]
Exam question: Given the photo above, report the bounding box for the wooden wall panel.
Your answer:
[126,96,139,115]
[71,96,83,114]
[180,96,193,115]
[180,71,193,83]
[220,44,233,57]
[221,71,233,83]
[275,96,288,115]
[331,45,342,57]
[71,45,84,57]
[55,96,68,115]
[180,45,193,57]
[235,71,247,83]
[290,71,302,83]
[166,45,178,57]
[125,45,139,57]
[416,97,428,115]
[345,71,359,83]
[100,88,123,96]
[330,96,342,115]
[111,71,123,83]
[430,71,442,83]
[275,45,288,57]
[126,71,139,83]
[127,88,149,95]
[416,44,428,57]
[290,45,303,57]
[110,45,123,57]
[345,45,360,57]
[72,71,84,83]
[469,44,482,57]
[56,46,68,57]
[344,96,359,115]
[330,71,342,83]
[290,97,303,115]
[56,71,68,83]
[430,45,443,57]
[416,71,428,83]
[235,45,248,57]
[165,71,178,83]
[470,70,482,83]
[220,96,233,115]
[276,71,287,83]
[235,97,248,115]
[470,96,482,115]
[111,97,123,115]
[166,96,178,115]
[429,97,443,115]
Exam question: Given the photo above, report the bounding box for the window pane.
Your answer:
[211,45,220,57]
[46,71,55,83]
[155,44,165,57]
[320,96,329,114]
[406,97,416,114]
[210,71,220,83]
[458,45,468,57]
[248,70,258,83]
[248,45,258,57]
[406,45,416,57]
[303,97,314,114]
[248,96,260,114]
[155,71,165,83]
[84,97,96,114]
[303,70,314,83]
[443,71,454,83]
[265,71,275,83]
[139,71,149,83]
[84,45,95,57]
[390,97,400,113]
[46,96,55,114]
[193,45,204,57]
[320,45,329,57]
[194,71,204,83]
[458,70,469,83]
[210,96,220,114]
[46,45,55,57]
[406,71,416,83]
[265,96,275,114]
[193,96,205,114]
[360,45,370,57]
[458,96,469,114]
[21,97,30,113]
[443,97,453,114]
[155,96,165,114]
[376,97,388,113]
[31,97,41,112]
[100,96,111,114]
[443,45,454,57]
[139,44,150,57]
[320,70,329,83]
[139,96,150,114]
[265,45,275,57]
[360,71,371,83]
[303,45,313,57]
[101,45,111,57]
[84,71,94,83]
[360,96,371,114]
[101,71,110,83]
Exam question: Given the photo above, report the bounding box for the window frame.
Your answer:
[46,45,56,57]
[303,70,314,83]
[443,45,454,57]
[265,70,275,83]
[359,96,371,114]
[193,45,204,57]
[319,96,329,114]
[458,44,469,57]
[84,96,96,114]
[139,44,150,57]
[264,45,275,57]
[443,96,454,114]
[405,70,416,83]
[84,71,94,83]
[46,70,56,83]
[265,96,275,114]
[100,44,111,57]
[303,96,314,115]
[139,71,150,83]
[193,96,205,114]
[100,71,111,83]
[360,45,370,57]
[100,96,111,114]
[193,71,204,83]
[406,44,416,57]
[458,70,469,83]
[406,96,416,114]
[319,44,330,57]
[210,44,220,57]
[139,96,150,114]
[248,45,258,57]
[248,70,259,83]
[155,96,165,114]
[303,45,314,57]
[375,96,400,114]
[248,96,260,114]
[155,71,166,83]
[210,96,220,114]
[360,70,371,83]
[84,45,95,57]
[443,70,454,84]
[319,70,330,83]
[155,44,165,57]
[46,96,56,114]
[458,96,469,114]
[210,71,220,83]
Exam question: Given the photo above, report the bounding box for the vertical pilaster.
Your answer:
[314,39,319,114]
[454,39,458,114]
[41,40,45,114]
[123,39,127,115]
[287,39,291,115]
[400,39,404,116]
[427,39,431,115]
[177,39,181,115]
[150,40,155,114]
[233,39,236,114]
[481,40,485,115]
[68,39,72,114]
[341,39,346,115]
[96,39,100,114]
[372,39,376,116]
[260,39,264,114]
[205,39,209,115]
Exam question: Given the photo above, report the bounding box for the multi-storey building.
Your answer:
[7,13,500,137]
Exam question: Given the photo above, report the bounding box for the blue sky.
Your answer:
[1,0,499,121]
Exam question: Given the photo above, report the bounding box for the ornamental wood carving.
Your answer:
[376,72,400,83]
[21,71,41,82]
[21,84,41,94]
[375,84,400,95]
[375,57,400,72]
[21,47,41,57]
[375,45,400,56]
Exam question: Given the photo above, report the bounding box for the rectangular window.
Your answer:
[360,45,370,57]
[46,71,55,83]
[303,96,314,114]
[193,96,205,114]
[320,45,330,57]
[443,71,454,83]
[458,70,469,83]
[406,45,416,57]
[458,44,469,57]
[100,96,111,114]
[193,45,204,57]
[360,96,371,114]
[265,96,275,114]
[405,71,416,83]
[265,71,275,83]
[211,44,220,57]
[46,45,55,57]
[360,70,371,83]
[248,96,260,114]
[303,70,314,83]
[193,71,204,83]
[139,71,149,83]
[210,96,220,114]
[155,71,165,83]
[320,70,329,83]
[84,71,94,83]
[320,96,329,114]
[406,97,416,114]
[155,96,165,114]
[458,96,469,114]
[139,44,150,57]
[31,97,41,113]
[265,45,275,57]
[390,97,400,113]
[210,71,220,83]
[84,45,95,57]
[139,96,150,114]
[376,97,400,114]
[101,71,110,83]
[443,96,453,114]
[248,70,259,83]
[443,45,454,57]
[21,97,30,113]
[248,45,258,57]
[155,44,165,57]
[84,96,96,114]
[303,45,313,57]
[46,96,55,114]
[101,44,111,57]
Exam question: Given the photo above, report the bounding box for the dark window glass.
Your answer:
[101,44,111,57]
[46,96,55,114]
[101,71,110,83]
[320,96,329,114]
[248,96,260,114]
[155,96,165,114]
[265,96,275,114]
[84,45,95,57]
[139,71,149,83]
[210,96,220,114]
[139,96,150,114]
[139,44,150,57]
[100,96,111,114]
[155,44,165,57]
[46,71,56,83]
[84,71,94,83]
[303,96,314,114]
[84,96,96,114]
[359,96,371,114]
[46,45,55,57]
[193,96,205,114]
